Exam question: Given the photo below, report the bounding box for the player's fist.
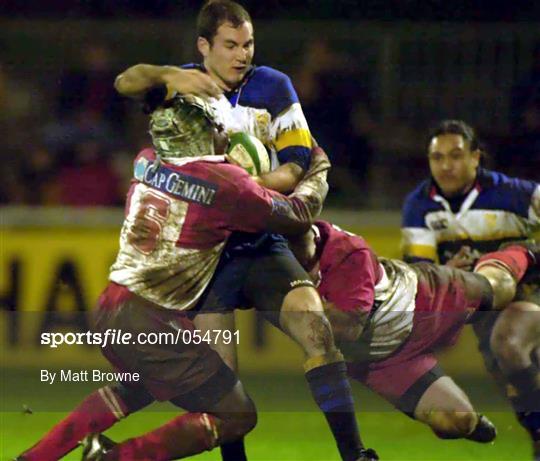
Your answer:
[446,245,475,270]
[164,68,222,99]
[357,448,379,460]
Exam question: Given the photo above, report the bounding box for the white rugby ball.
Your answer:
[227,132,271,176]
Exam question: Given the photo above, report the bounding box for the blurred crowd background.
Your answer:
[1,0,539,209]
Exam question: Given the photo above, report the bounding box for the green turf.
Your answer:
[1,368,532,460]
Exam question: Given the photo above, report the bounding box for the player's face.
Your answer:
[428,134,480,197]
[198,21,254,91]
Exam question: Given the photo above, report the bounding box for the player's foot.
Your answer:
[466,414,497,443]
[357,447,379,460]
[80,433,116,461]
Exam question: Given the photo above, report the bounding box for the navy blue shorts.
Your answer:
[192,236,314,318]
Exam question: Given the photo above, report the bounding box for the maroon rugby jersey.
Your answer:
[315,220,382,314]
[110,147,328,311]
[314,220,418,360]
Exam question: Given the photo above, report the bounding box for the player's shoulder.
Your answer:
[477,168,538,214]
[251,66,291,85]
[402,179,435,227]
[134,147,155,164]
[184,160,252,188]
[243,66,299,117]
[480,168,537,193]
[404,178,432,204]
[316,220,370,259]
[133,150,250,194]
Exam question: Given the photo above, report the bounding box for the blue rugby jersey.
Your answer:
[182,64,312,171]
[401,168,540,264]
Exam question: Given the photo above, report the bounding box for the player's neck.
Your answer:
[439,178,477,199]
[204,65,235,93]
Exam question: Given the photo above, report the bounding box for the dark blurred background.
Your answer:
[1,0,539,209]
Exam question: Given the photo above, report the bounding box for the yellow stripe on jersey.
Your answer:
[403,243,437,261]
[274,128,312,151]
[437,229,526,243]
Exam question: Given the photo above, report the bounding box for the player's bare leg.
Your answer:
[17,383,154,461]
[490,301,540,459]
[413,376,496,442]
[491,302,540,375]
[473,243,540,459]
[276,286,378,461]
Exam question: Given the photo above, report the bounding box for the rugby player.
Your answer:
[17,96,378,461]
[114,2,328,460]
[115,0,312,194]
[401,119,540,458]
[289,219,539,445]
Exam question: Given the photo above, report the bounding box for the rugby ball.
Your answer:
[227,132,271,176]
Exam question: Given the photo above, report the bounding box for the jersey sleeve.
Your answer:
[266,70,312,170]
[227,176,313,234]
[401,192,437,263]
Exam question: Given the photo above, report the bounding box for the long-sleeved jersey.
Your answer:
[109,148,329,311]
[180,64,313,171]
[401,168,540,264]
[314,221,418,361]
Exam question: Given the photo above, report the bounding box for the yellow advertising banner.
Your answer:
[0,226,487,374]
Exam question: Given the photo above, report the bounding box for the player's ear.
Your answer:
[471,148,481,167]
[197,36,210,58]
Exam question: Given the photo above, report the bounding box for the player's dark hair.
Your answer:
[197,0,252,44]
[429,119,479,151]
[428,119,490,164]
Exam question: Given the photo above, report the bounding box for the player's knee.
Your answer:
[490,330,523,369]
[281,286,324,314]
[476,266,516,309]
[282,309,334,357]
[429,411,477,439]
[279,287,335,357]
[490,302,539,371]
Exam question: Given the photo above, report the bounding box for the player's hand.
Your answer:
[163,68,222,99]
[357,447,379,460]
[224,155,264,186]
[446,246,475,271]
[225,154,243,167]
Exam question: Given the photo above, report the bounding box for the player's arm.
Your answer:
[232,146,330,235]
[401,228,437,264]
[256,70,313,194]
[401,193,437,263]
[114,64,221,99]
[253,162,305,193]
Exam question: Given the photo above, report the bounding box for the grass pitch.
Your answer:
[1,368,531,460]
